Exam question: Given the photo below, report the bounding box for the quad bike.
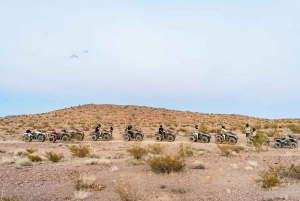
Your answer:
[215,132,238,145]
[90,130,112,141]
[48,129,71,143]
[123,130,144,142]
[274,135,298,149]
[247,134,270,147]
[70,129,85,141]
[189,131,211,143]
[155,130,176,142]
[24,130,46,142]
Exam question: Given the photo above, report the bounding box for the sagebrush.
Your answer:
[146,155,185,173]
[126,144,148,159]
[44,151,64,162]
[69,145,91,158]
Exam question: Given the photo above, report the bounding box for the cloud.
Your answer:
[70,54,78,59]
[83,50,89,53]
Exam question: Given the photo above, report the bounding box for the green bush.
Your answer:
[44,151,64,163]
[178,143,194,157]
[126,144,148,159]
[249,131,269,151]
[146,155,185,173]
[28,155,42,162]
[69,145,91,158]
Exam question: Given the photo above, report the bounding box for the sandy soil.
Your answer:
[1,129,300,201]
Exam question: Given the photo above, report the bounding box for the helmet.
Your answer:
[195,125,198,129]
[160,125,163,128]
[222,125,225,129]
[128,124,132,129]
[98,124,101,127]
[246,123,249,127]
[252,128,256,131]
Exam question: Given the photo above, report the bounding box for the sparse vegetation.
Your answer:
[44,151,64,163]
[69,170,105,191]
[178,143,194,157]
[217,144,244,156]
[126,144,148,160]
[147,143,164,154]
[146,155,185,173]
[114,180,141,201]
[28,154,42,162]
[0,195,24,201]
[69,145,91,158]
[255,163,300,189]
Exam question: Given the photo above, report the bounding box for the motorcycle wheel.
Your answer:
[91,135,98,141]
[167,135,174,142]
[103,135,110,141]
[123,135,130,142]
[49,136,55,143]
[136,135,143,142]
[37,135,45,142]
[228,138,237,145]
[24,135,31,142]
[215,137,222,144]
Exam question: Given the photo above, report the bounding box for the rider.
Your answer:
[159,125,165,138]
[193,125,199,139]
[125,124,134,138]
[95,124,101,134]
[245,123,251,141]
[110,125,113,134]
[221,125,228,140]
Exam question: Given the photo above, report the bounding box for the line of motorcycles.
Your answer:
[23,129,298,149]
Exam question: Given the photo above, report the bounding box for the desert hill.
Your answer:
[0,104,299,138]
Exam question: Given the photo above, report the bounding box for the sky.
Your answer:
[0,0,300,119]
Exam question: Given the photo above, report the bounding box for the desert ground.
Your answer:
[0,104,300,201]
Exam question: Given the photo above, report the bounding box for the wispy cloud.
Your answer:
[70,54,78,59]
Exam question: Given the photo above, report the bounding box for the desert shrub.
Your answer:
[178,143,193,157]
[28,155,42,162]
[171,187,186,194]
[250,131,269,151]
[256,170,282,188]
[126,144,148,159]
[13,149,28,157]
[69,170,105,191]
[146,155,185,173]
[44,151,64,163]
[289,163,300,180]
[192,161,205,169]
[26,148,38,154]
[217,145,244,156]
[1,156,15,164]
[286,123,300,133]
[147,144,164,154]
[69,145,91,158]
[15,158,32,167]
[0,195,24,201]
[199,123,208,132]
[255,163,300,189]
[114,181,139,201]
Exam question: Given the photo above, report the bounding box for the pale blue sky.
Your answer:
[1,0,299,118]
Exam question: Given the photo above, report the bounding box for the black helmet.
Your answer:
[128,124,132,129]
[195,125,198,129]
[160,125,163,128]
[246,123,249,127]
[98,124,101,127]
[222,125,225,129]
[252,128,256,131]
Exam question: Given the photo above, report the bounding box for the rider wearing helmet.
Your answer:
[95,124,101,134]
[245,123,251,141]
[125,124,134,138]
[159,125,165,138]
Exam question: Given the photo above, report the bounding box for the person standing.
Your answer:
[245,124,251,141]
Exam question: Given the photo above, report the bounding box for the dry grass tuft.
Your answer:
[44,151,64,163]
[126,144,148,160]
[69,145,91,158]
[146,155,185,173]
[178,143,193,157]
[147,143,165,154]
[28,154,42,162]
[25,148,38,154]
